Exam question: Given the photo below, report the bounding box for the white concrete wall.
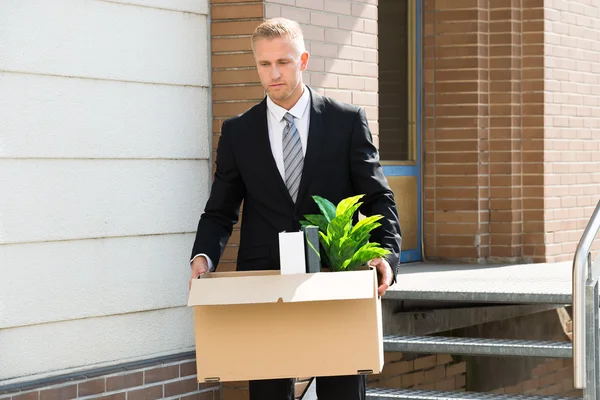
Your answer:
[0,0,210,383]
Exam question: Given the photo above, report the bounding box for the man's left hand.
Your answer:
[369,257,393,296]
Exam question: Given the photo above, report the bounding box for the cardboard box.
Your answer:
[187,267,383,383]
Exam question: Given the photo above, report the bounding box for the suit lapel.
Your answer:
[296,87,326,207]
[254,98,295,207]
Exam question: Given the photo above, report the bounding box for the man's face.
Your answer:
[254,37,309,107]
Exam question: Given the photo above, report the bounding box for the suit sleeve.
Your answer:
[349,107,402,283]
[190,119,245,269]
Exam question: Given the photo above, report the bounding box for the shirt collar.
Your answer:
[267,86,311,123]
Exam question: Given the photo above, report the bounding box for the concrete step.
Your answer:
[384,335,573,358]
[366,387,581,399]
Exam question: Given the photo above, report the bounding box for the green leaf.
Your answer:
[301,214,328,233]
[313,195,336,223]
[344,243,391,271]
[335,194,364,216]
[328,228,353,272]
[306,238,321,260]
[319,230,332,269]
[319,231,331,252]
[327,214,352,240]
[320,247,331,268]
[341,202,363,223]
[358,242,384,251]
[328,237,344,271]
[338,237,358,270]
[350,215,383,249]
[351,222,381,249]
[351,214,384,235]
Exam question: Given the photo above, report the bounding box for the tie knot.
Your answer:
[283,112,295,125]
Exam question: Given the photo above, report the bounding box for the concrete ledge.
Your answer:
[385,261,573,304]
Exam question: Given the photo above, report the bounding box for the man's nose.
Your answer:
[271,67,280,80]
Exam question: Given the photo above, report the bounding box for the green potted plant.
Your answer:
[300,194,390,272]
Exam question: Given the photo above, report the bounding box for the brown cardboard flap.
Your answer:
[187,269,376,306]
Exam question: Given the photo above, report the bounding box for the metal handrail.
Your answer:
[573,199,600,389]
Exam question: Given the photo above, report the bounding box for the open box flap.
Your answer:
[187,268,377,306]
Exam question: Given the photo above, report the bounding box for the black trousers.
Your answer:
[248,375,366,400]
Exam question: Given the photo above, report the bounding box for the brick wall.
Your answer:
[422,0,568,263]
[423,0,600,263]
[488,1,524,262]
[368,353,467,392]
[221,378,311,400]
[521,0,547,263]
[0,359,219,400]
[210,0,264,272]
[264,0,380,143]
[423,0,495,261]
[543,0,600,262]
[222,354,469,398]
[493,359,582,397]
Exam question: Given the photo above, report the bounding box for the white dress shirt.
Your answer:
[192,87,312,272]
[266,87,311,181]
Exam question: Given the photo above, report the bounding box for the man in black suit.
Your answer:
[189,18,402,400]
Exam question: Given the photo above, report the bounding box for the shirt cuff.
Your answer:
[190,253,215,272]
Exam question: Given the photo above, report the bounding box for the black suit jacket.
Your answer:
[191,87,402,281]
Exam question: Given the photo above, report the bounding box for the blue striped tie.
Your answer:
[282,112,303,203]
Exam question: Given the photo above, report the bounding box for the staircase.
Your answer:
[362,200,600,400]
[366,388,579,399]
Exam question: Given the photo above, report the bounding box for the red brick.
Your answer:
[95,394,126,400]
[10,392,39,400]
[381,360,413,378]
[384,352,405,363]
[78,378,106,397]
[106,372,143,392]
[144,365,179,384]
[164,378,198,397]
[212,36,253,52]
[181,361,198,377]
[435,377,458,390]
[212,21,260,36]
[401,371,425,387]
[39,385,77,400]
[424,366,446,383]
[221,387,249,400]
[211,4,263,20]
[127,385,163,400]
[181,392,216,400]
[446,362,467,377]
[455,373,467,388]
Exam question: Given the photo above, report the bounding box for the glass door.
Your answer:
[378,0,422,262]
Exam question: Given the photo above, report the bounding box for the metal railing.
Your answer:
[572,198,600,399]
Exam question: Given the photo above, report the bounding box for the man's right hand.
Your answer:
[189,256,209,290]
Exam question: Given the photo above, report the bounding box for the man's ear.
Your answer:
[300,51,310,71]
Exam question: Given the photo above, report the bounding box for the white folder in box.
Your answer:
[278,231,306,275]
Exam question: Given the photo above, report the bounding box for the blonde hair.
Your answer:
[251,18,306,56]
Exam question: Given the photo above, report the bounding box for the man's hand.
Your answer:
[369,257,393,297]
[189,256,209,290]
